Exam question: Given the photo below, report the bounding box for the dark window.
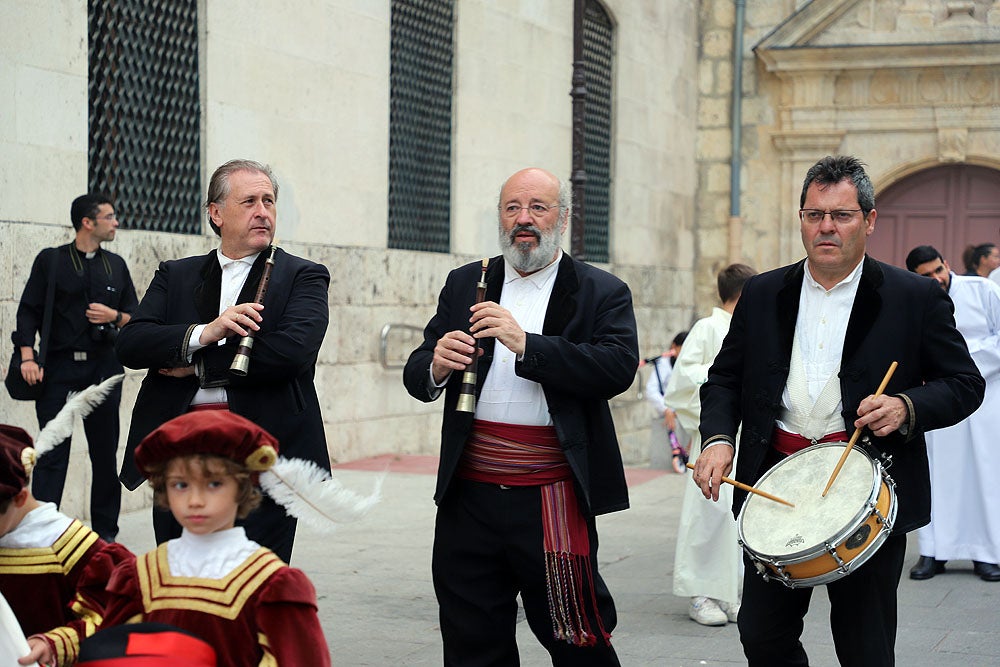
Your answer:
[89,0,201,234]
[388,0,454,252]
[582,0,614,262]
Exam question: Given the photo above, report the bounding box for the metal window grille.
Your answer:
[388,0,454,253]
[582,1,613,263]
[89,0,201,234]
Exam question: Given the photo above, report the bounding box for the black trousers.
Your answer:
[32,350,122,541]
[738,532,907,667]
[153,493,298,563]
[432,479,620,667]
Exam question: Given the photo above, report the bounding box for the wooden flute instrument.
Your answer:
[230,244,278,376]
[456,258,489,413]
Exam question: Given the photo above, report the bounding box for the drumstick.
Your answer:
[821,361,899,497]
[685,463,795,508]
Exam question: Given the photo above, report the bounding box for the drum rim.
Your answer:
[737,441,885,561]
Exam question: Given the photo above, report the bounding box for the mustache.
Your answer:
[508,225,541,244]
[813,235,841,247]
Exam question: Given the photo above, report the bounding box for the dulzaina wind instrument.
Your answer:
[456,258,489,413]
[231,243,278,376]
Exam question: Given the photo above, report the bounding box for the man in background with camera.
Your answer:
[12,192,138,542]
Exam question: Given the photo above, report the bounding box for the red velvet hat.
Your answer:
[134,411,279,477]
[78,623,217,666]
[0,426,34,498]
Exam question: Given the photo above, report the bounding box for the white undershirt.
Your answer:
[167,526,262,578]
[187,250,260,405]
[777,259,863,429]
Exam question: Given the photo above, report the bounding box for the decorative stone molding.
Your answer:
[938,127,969,162]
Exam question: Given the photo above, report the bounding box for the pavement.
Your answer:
[117,455,1000,666]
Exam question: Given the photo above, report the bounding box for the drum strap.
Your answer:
[782,331,844,440]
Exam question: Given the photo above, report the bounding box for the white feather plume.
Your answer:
[260,457,383,532]
[33,374,125,458]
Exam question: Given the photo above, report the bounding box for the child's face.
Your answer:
[165,457,240,536]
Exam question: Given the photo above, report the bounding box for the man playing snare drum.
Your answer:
[693,155,984,666]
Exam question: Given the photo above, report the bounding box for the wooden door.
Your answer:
[868,164,1000,270]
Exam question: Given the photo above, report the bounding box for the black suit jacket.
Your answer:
[116,248,331,489]
[699,256,985,534]
[403,254,640,517]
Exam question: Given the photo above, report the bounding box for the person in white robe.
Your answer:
[664,264,755,625]
[906,245,1000,582]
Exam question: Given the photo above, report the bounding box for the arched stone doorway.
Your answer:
[868,165,1000,270]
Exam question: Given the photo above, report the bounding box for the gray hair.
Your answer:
[204,159,279,236]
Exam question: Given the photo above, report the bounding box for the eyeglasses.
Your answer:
[501,203,560,219]
[95,214,118,221]
[799,209,862,224]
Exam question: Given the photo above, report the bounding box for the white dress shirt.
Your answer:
[777,259,863,432]
[473,253,561,426]
[187,250,260,406]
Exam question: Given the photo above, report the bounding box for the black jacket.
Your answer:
[403,253,640,516]
[700,256,985,533]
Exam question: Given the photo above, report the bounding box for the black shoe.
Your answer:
[972,561,1000,582]
[909,555,947,580]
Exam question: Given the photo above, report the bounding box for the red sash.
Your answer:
[458,420,611,647]
[772,428,848,456]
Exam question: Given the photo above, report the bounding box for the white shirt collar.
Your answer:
[216,249,260,268]
[503,249,562,288]
[0,503,73,549]
[168,526,262,578]
[803,257,864,293]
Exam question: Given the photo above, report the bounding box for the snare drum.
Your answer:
[737,442,896,588]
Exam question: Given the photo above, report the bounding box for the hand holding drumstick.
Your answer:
[686,463,795,508]
[822,361,899,497]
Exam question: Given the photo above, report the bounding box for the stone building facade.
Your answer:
[1,0,998,519]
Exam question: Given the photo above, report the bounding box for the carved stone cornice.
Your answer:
[756,41,1000,74]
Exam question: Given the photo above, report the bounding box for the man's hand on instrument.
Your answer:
[431,330,480,385]
[692,443,734,502]
[854,394,907,437]
[200,303,263,345]
[469,301,526,356]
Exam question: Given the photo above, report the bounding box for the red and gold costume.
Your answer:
[104,541,330,667]
[0,514,134,665]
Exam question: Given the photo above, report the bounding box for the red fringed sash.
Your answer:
[459,419,612,647]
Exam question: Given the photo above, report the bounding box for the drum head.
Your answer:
[739,443,877,559]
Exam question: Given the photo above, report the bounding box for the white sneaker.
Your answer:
[717,599,740,623]
[688,596,728,626]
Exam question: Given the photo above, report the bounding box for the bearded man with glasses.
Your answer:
[404,167,638,666]
[693,155,984,666]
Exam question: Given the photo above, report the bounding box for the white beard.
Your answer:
[499,223,562,274]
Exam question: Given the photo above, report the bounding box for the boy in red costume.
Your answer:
[102,411,331,666]
[0,425,134,666]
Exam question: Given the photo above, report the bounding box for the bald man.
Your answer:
[404,168,639,666]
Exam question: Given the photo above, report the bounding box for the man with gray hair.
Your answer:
[116,159,331,563]
[404,167,639,665]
